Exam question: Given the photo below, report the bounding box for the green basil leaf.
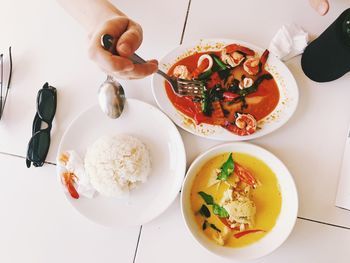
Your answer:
[217,153,235,181]
[212,204,229,218]
[198,191,214,205]
[238,73,272,96]
[209,223,221,233]
[201,90,213,116]
[202,220,208,231]
[199,204,211,218]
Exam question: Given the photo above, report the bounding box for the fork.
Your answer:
[101,34,205,97]
[129,53,205,97]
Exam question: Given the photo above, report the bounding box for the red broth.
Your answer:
[165,51,280,128]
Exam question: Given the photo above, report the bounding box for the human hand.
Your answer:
[88,16,158,79]
[309,0,330,16]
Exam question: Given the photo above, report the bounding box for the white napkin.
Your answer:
[269,24,309,61]
[336,125,350,211]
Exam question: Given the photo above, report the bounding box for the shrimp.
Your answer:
[224,113,257,136]
[243,57,260,75]
[239,77,254,89]
[173,65,191,80]
[224,44,255,56]
[243,49,270,76]
[61,171,79,199]
[220,43,254,68]
[221,50,245,67]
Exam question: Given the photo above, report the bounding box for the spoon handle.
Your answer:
[101,34,168,78]
[101,34,146,64]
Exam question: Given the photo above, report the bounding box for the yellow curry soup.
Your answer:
[190,152,282,248]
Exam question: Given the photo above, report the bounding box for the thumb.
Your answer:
[309,0,329,16]
[116,22,143,57]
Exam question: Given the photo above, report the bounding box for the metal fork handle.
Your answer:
[101,34,173,82]
[129,53,172,82]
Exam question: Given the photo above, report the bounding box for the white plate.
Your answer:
[152,39,299,141]
[56,99,186,227]
[181,142,298,260]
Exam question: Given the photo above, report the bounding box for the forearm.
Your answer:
[57,0,125,31]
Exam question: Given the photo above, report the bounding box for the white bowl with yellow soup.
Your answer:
[181,142,298,260]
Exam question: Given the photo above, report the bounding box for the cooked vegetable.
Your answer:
[202,220,208,230]
[209,223,221,233]
[212,54,228,71]
[191,152,282,248]
[199,204,211,218]
[202,220,222,233]
[198,69,213,80]
[234,229,265,239]
[239,74,273,96]
[198,191,229,218]
[213,204,230,218]
[198,191,214,205]
[201,90,212,116]
[166,43,280,136]
[217,153,235,181]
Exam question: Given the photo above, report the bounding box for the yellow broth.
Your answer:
[190,152,282,248]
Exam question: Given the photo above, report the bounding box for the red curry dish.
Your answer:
[165,44,280,136]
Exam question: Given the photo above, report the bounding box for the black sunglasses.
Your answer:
[0,46,13,120]
[26,82,57,167]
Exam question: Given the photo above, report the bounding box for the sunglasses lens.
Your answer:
[37,89,56,121]
[27,131,50,165]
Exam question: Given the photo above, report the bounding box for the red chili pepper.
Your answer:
[219,218,240,230]
[207,72,221,88]
[174,101,195,117]
[260,49,269,66]
[235,163,258,187]
[234,229,265,239]
[224,44,255,56]
[223,92,239,101]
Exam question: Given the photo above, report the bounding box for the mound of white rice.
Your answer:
[84,134,151,197]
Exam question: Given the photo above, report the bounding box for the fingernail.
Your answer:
[119,43,131,55]
[148,59,159,65]
[318,2,328,16]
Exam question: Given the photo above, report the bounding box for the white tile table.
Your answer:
[0,153,139,263]
[0,0,350,262]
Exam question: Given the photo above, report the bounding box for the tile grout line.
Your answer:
[297,216,350,230]
[179,0,192,45]
[1,152,350,231]
[132,225,143,263]
[0,151,56,166]
[0,151,26,159]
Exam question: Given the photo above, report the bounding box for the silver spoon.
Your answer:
[98,75,125,119]
[98,34,126,119]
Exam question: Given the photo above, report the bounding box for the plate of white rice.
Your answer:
[56,99,186,227]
